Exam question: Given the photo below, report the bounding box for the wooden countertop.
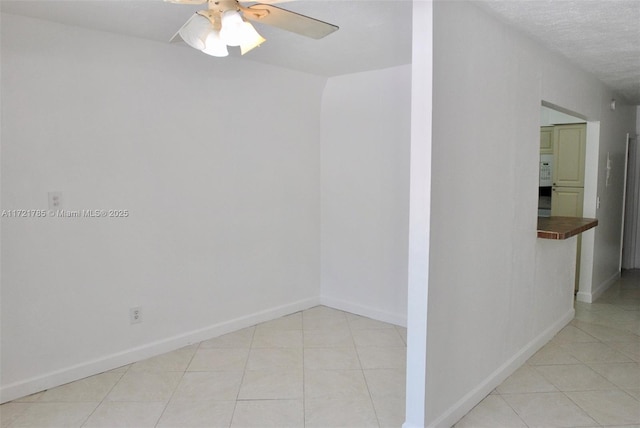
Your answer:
[537,216,598,240]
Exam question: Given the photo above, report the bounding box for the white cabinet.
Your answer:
[551,186,584,217]
[552,124,586,187]
[540,126,554,154]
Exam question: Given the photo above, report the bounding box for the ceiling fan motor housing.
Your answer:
[208,0,239,13]
[200,0,268,29]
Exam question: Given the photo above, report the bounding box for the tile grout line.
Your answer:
[229,324,258,428]
[348,314,382,428]
[151,344,200,428]
[80,363,130,428]
[559,389,603,427]
[456,391,532,428]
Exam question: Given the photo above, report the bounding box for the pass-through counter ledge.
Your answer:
[537,216,598,240]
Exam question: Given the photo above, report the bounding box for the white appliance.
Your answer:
[539,154,553,187]
[538,154,553,217]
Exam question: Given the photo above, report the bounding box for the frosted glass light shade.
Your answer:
[202,31,229,57]
[219,10,246,46]
[179,13,213,50]
[178,9,265,57]
[239,22,266,55]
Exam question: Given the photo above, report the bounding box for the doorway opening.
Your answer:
[539,102,599,297]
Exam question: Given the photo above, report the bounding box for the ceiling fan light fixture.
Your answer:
[202,30,229,57]
[170,0,338,58]
[239,23,266,55]
[179,13,213,50]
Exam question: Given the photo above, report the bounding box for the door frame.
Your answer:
[622,133,639,269]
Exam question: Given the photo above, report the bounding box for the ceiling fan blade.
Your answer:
[169,13,197,43]
[164,0,208,5]
[244,4,338,39]
[250,0,297,4]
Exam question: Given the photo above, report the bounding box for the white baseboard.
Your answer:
[0,297,320,404]
[320,295,407,327]
[576,271,620,303]
[425,308,575,428]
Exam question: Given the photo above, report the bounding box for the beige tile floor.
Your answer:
[2,270,639,428]
[455,269,640,428]
[1,306,407,428]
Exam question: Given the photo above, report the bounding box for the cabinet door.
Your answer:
[553,124,586,187]
[540,126,553,154]
[551,186,584,217]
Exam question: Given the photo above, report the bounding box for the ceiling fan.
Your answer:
[166,0,339,57]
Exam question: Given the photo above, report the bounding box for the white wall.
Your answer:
[1,13,326,402]
[320,65,411,325]
[584,99,636,298]
[622,108,640,269]
[407,2,637,426]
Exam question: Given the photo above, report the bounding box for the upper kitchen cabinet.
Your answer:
[553,124,586,187]
[540,126,554,154]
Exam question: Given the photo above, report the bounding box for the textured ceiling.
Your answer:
[478,0,640,104]
[1,1,639,103]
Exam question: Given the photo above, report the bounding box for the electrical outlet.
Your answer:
[130,307,142,324]
[48,192,62,209]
